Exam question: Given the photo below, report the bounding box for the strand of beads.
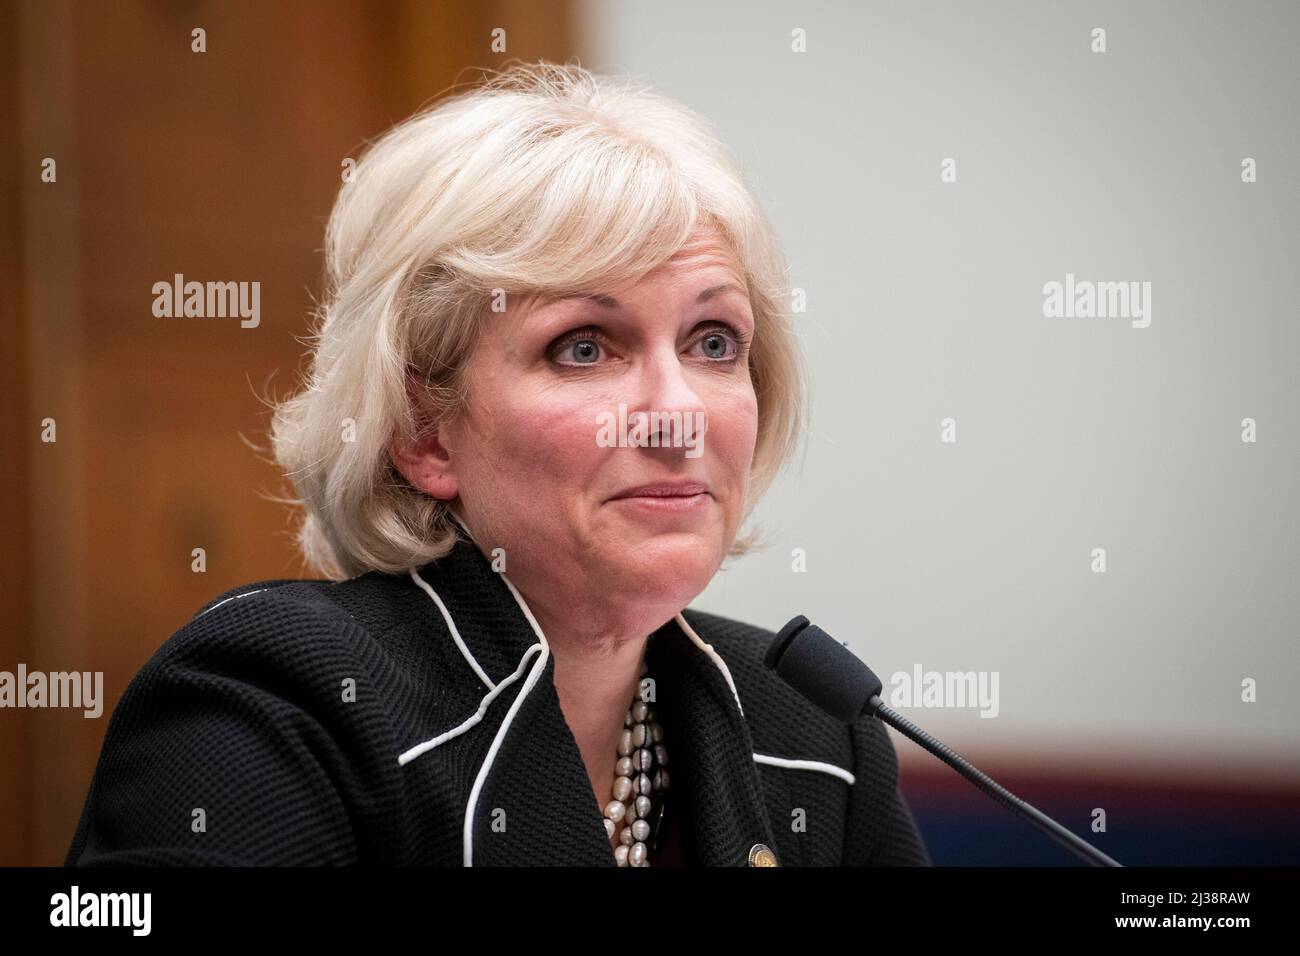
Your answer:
[603,682,669,866]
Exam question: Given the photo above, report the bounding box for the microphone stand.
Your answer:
[767,615,1123,867]
[867,694,1122,867]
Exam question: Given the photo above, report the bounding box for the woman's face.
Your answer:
[426,226,759,627]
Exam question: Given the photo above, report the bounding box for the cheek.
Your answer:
[477,390,602,483]
[707,386,759,467]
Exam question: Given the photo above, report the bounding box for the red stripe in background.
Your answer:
[898,757,1300,822]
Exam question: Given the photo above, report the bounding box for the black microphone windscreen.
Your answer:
[766,620,883,724]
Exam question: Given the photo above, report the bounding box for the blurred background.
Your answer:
[3,0,1297,866]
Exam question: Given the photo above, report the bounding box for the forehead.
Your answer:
[529,228,747,313]
[666,225,740,262]
[647,226,743,278]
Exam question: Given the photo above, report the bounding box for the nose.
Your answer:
[626,345,707,453]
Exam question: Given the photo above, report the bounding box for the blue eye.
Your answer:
[697,331,734,360]
[548,323,749,367]
[547,324,609,366]
[556,337,602,365]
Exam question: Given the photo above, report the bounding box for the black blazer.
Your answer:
[66,534,931,866]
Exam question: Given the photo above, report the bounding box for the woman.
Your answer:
[65,61,930,867]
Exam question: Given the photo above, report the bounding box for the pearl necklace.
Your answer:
[602,662,669,867]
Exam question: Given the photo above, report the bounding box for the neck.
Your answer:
[447,512,668,831]
[538,613,650,829]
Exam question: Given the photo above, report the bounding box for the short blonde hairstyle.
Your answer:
[270,60,806,580]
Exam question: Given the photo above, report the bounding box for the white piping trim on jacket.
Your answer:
[676,615,856,785]
[459,573,550,866]
[194,587,273,620]
[672,611,744,717]
[408,568,495,691]
[396,643,541,767]
[394,565,551,866]
[753,753,856,786]
[397,535,776,864]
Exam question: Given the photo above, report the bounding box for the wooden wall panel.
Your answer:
[0,0,32,869]
[6,0,576,865]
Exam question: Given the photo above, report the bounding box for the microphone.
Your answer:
[765,615,1122,867]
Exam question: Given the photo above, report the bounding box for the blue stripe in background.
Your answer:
[903,777,1300,866]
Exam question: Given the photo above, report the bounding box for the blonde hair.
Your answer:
[270,60,806,580]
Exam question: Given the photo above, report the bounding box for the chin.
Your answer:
[607,534,723,596]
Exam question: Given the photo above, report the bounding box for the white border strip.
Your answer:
[674,611,745,717]
[409,568,495,691]
[753,752,856,786]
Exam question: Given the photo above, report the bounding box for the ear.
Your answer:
[387,372,459,501]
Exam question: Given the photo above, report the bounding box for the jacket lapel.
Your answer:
[413,536,615,866]
[470,649,619,866]
[414,535,780,866]
[646,615,783,866]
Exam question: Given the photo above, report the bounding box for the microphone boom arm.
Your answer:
[766,615,1123,867]
[867,694,1122,867]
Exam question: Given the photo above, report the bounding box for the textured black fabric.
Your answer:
[65,534,931,867]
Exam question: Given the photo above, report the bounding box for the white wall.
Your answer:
[576,0,1300,781]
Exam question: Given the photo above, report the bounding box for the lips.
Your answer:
[610,481,711,500]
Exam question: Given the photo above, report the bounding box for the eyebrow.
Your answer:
[557,282,748,309]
